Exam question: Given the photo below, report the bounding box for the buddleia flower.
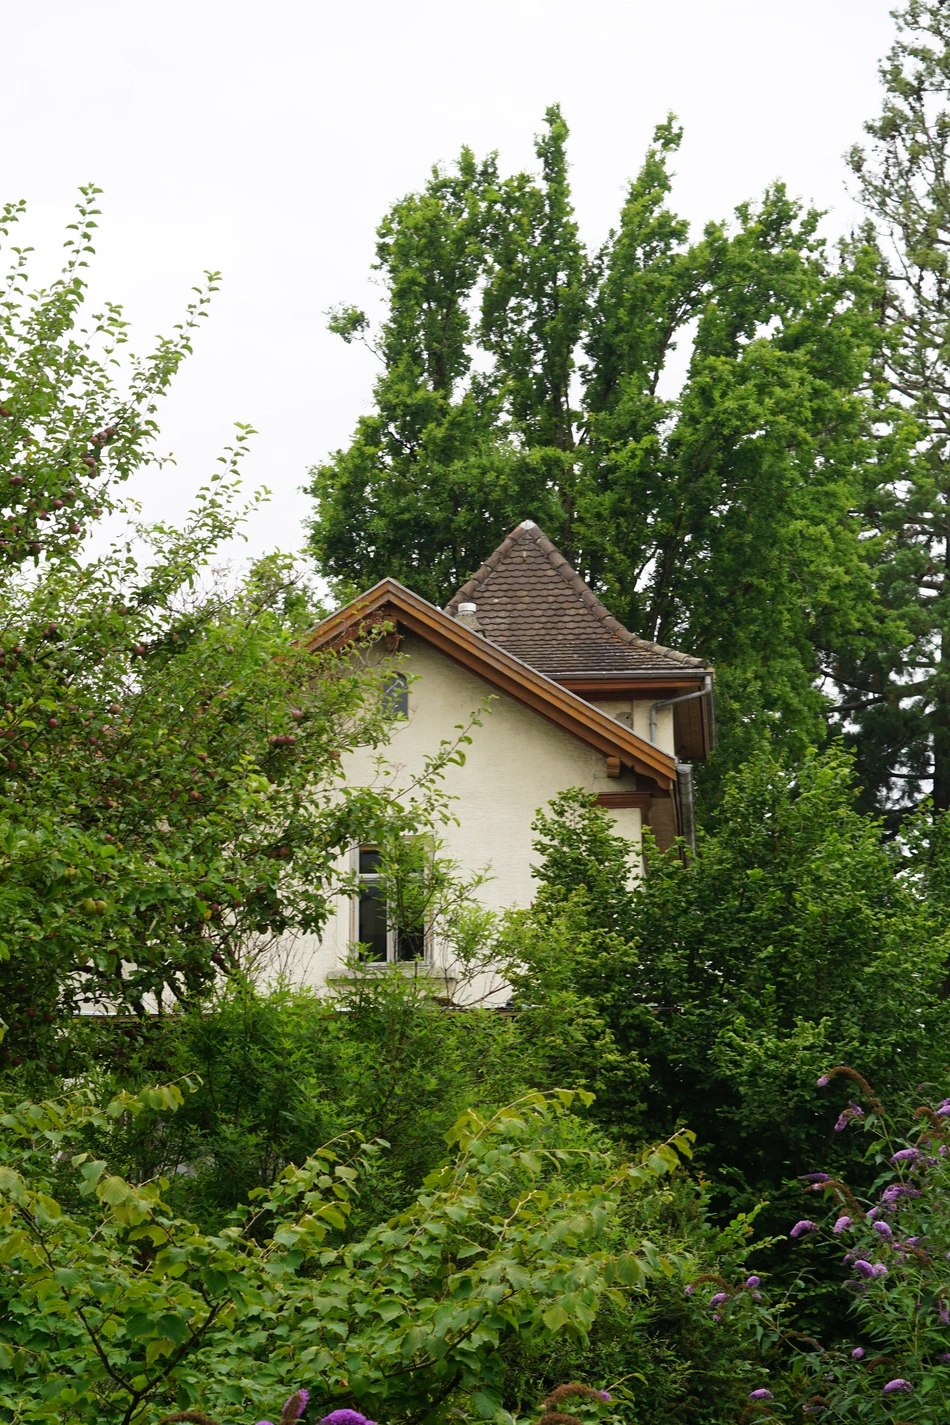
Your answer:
[790,1220,817,1238]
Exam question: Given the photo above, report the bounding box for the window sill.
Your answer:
[328,960,455,986]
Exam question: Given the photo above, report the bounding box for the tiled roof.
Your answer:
[445,521,708,677]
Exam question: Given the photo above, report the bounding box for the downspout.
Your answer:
[648,674,714,854]
[648,674,714,747]
[675,762,696,853]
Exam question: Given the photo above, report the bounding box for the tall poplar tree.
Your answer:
[578,129,895,783]
[308,144,561,606]
[308,111,896,784]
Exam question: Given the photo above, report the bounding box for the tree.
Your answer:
[478,102,589,545]
[0,188,209,566]
[501,753,950,1212]
[838,0,950,818]
[309,113,895,785]
[0,1078,695,1425]
[308,145,561,606]
[0,196,451,1067]
[578,140,895,788]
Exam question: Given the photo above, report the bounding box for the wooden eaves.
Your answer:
[305,579,679,789]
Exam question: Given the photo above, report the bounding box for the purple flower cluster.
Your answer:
[890,1147,921,1165]
[852,1260,888,1280]
[748,1389,773,1401]
[687,1273,767,1312]
[883,1379,913,1395]
[321,1413,377,1425]
[833,1216,853,1234]
[833,1103,864,1133]
[790,1220,817,1238]
[881,1183,921,1205]
[257,1392,312,1425]
[851,1347,864,1360]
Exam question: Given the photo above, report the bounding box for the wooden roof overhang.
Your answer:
[305,579,680,789]
[554,672,707,696]
[554,670,715,763]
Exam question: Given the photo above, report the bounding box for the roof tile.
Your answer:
[445,521,707,676]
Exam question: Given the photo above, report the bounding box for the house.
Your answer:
[284,520,714,997]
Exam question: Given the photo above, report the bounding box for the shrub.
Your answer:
[0,1081,695,1425]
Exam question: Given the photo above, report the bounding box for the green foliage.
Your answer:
[0,523,417,1062]
[308,137,564,607]
[0,196,463,1065]
[73,976,532,1230]
[309,112,900,786]
[479,104,588,461]
[502,753,950,1215]
[838,0,950,818]
[0,1078,696,1425]
[0,189,214,567]
[580,145,895,793]
[500,1182,779,1425]
[693,1070,950,1420]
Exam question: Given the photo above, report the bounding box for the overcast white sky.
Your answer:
[3,0,898,566]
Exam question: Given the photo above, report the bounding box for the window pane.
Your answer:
[359,848,383,875]
[383,674,408,719]
[396,923,426,962]
[358,887,388,961]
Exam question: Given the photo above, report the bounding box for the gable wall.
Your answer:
[279,638,651,995]
[585,697,675,751]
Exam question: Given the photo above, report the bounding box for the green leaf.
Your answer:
[156,1312,189,1346]
[400,1326,427,1359]
[614,1252,647,1286]
[52,1267,82,1291]
[541,1304,570,1333]
[96,1175,132,1205]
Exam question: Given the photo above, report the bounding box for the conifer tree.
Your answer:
[839,0,950,816]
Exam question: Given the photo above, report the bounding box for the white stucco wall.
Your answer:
[588,697,674,753]
[277,637,666,999]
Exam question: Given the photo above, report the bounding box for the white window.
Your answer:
[354,847,426,963]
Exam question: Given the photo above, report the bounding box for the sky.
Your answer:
[2,0,899,568]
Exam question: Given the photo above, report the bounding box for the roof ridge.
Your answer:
[445,521,534,610]
[531,527,705,668]
[446,520,706,669]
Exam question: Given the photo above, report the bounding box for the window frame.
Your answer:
[382,672,409,720]
[350,844,428,965]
